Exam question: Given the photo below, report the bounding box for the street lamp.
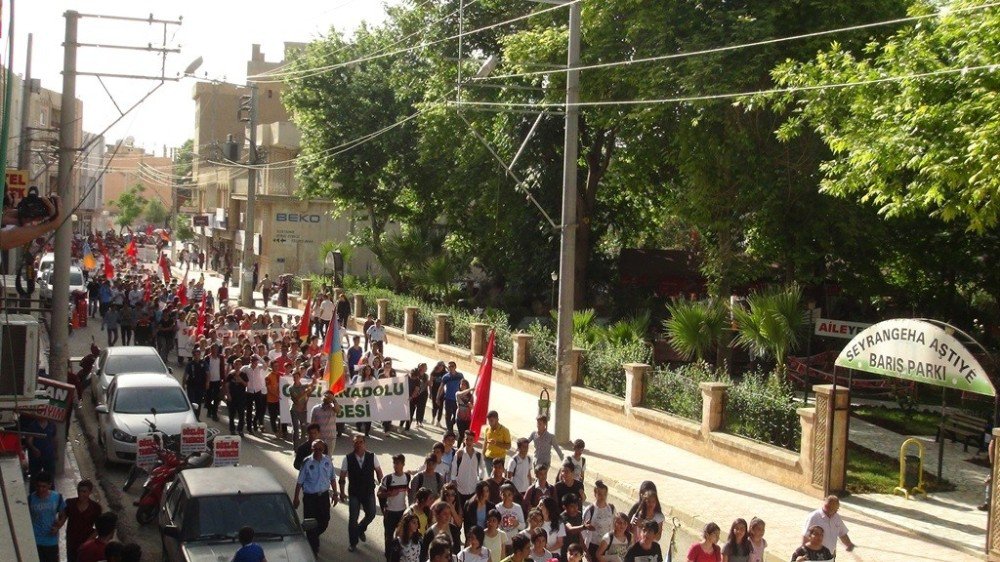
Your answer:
[550,271,558,311]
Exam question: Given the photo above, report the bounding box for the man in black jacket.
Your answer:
[183,348,208,421]
[293,424,322,471]
[338,435,383,552]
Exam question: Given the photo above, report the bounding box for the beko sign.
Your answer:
[275,213,321,223]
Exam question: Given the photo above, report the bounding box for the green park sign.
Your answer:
[835,319,995,397]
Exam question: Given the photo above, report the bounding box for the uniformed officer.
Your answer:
[293,439,338,555]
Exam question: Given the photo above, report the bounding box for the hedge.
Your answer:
[645,363,727,422]
[726,372,802,451]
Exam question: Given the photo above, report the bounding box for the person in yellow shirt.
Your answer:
[484,410,512,463]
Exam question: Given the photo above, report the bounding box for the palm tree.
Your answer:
[731,284,808,374]
[413,254,453,303]
[602,310,650,347]
[663,299,727,363]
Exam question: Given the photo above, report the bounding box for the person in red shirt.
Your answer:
[76,511,117,562]
[65,480,103,562]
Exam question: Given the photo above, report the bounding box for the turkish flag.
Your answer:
[468,330,496,441]
[125,240,138,265]
[177,280,188,306]
[298,295,312,343]
[195,293,208,337]
[103,254,115,280]
[159,255,171,282]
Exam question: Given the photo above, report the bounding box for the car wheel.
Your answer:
[123,464,139,492]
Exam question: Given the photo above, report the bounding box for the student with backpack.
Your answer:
[409,454,445,503]
[583,480,618,561]
[379,455,412,562]
[451,430,488,505]
[596,512,634,562]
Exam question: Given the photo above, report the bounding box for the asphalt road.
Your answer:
[67,267,699,561]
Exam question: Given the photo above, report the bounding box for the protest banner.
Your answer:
[279,374,409,423]
[136,434,159,471]
[180,423,208,456]
[212,435,241,467]
[278,376,326,424]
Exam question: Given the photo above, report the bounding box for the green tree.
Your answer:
[174,138,195,184]
[144,198,169,226]
[111,183,147,229]
[732,285,808,374]
[771,0,1000,231]
[663,299,728,363]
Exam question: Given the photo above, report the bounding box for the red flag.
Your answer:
[469,330,496,441]
[103,254,115,280]
[177,279,188,306]
[125,240,138,265]
[145,224,154,236]
[195,293,208,337]
[143,276,152,301]
[159,254,172,282]
[298,296,312,343]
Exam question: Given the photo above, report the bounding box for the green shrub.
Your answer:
[415,310,435,337]
[644,363,727,421]
[481,309,513,363]
[582,340,652,397]
[526,321,556,374]
[726,372,802,451]
[448,313,473,348]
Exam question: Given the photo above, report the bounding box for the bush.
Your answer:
[481,309,513,363]
[448,313,473,348]
[526,321,556,374]
[645,363,727,421]
[726,372,802,451]
[415,310,435,337]
[582,340,652,397]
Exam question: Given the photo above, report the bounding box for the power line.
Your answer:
[443,63,1000,109]
[473,1,1000,82]
[251,0,447,82]
[249,0,581,84]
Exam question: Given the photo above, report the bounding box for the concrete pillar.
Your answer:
[353,294,366,319]
[301,278,313,300]
[431,314,447,345]
[333,287,343,301]
[404,306,419,335]
[797,407,817,481]
[990,428,1000,558]
[376,299,389,323]
[624,363,651,409]
[567,348,585,385]
[699,382,730,436]
[470,323,488,356]
[810,384,850,494]
[513,333,532,370]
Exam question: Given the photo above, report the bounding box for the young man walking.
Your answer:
[338,435,383,552]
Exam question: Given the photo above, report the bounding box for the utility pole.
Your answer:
[17,33,32,171]
[238,83,259,308]
[51,10,80,478]
[553,0,581,444]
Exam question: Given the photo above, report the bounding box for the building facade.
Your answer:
[101,139,174,230]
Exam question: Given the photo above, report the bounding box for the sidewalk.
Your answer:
[376,341,984,562]
[175,264,985,561]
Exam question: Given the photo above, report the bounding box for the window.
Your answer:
[113,387,190,414]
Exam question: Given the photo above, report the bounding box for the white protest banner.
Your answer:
[180,423,208,456]
[278,375,410,423]
[213,435,241,467]
[136,434,158,471]
[278,376,327,424]
[337,375,410,423]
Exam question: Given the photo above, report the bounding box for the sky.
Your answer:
[10,0,394,154]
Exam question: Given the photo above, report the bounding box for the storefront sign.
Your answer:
[835,319,995,396]
[5,169,28,199]
[814,318,871,339]
[212,435,241,467]
[18,377,75,422]
[136,434,159,471]
[193,215,210,227]
[180,423,208,456]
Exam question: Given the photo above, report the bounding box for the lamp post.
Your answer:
[550,271,558,311]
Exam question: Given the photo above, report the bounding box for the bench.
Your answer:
[937,411,988,453]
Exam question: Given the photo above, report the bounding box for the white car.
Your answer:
[90,346,171,406]
[96,373,197,464]
[36,252,55,282]
[39,266,86,301]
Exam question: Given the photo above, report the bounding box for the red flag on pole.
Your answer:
[177,274,188,306]
[125,240,138,264]
[195,293,208,337]
[103,253,115,280]
[298,295,312,343]
[469,330,496,441]
[159,254,172,282]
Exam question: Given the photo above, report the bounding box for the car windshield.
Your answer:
[114,387,189,414]
[185,494,300,540]
[105,354,167,376]
[69,272,84,285]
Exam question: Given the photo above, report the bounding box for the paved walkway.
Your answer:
[177,263,986,561]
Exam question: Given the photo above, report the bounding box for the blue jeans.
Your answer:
[348,493,377,547]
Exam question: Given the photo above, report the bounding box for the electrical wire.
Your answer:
[444,63,1000,109]
[473,1,1000,82]
[251,0,447,82]
[248,0,581,83]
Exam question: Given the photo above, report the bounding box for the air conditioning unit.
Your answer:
[0,314,40,406]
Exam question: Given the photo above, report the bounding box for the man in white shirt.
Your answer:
[507,437,534,495]
[378,454,411,560]
[205,345,224,421]
[803,495,855,555]
[241,355,268,434]
[451,430,487,504]
[318,294,335,338]
[366,318,388,355]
